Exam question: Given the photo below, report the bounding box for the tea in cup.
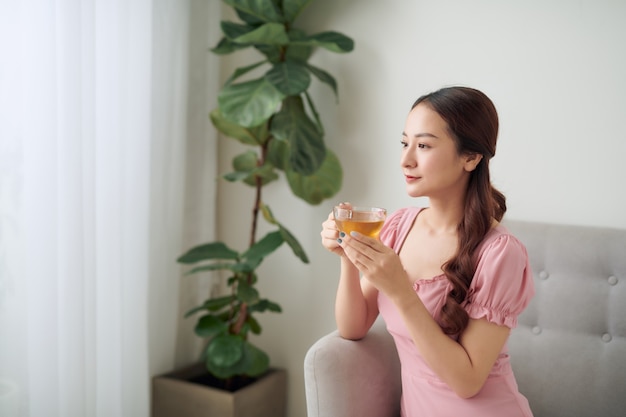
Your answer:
[333,206,387,239]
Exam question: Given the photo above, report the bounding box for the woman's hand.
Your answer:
[320,203,350,256]
[338,231,412,298]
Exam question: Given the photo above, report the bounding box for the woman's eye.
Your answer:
[400,140,408,148]
[418,143,429,149]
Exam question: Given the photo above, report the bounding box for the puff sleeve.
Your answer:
[465,233,535,329]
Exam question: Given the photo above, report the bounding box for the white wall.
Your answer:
[216,1,626,415]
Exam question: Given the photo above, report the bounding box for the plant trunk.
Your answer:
[232,146,265,336]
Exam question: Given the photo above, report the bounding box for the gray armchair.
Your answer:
[305,318,401,417]
[304,220,626,417]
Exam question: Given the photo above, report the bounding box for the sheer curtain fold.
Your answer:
[0,1,214,416]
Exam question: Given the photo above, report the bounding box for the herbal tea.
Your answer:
[334,218,385,238]
[333,206,387,239]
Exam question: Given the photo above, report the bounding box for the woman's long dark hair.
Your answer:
[412,86,506,335]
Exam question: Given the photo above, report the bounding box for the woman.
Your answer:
[321,86,535,416]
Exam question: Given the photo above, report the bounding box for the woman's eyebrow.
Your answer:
[401,131,439,139]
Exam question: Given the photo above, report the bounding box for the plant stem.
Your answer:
[231,302,248,337]
[233,138,268,336]
[249,167,262,251]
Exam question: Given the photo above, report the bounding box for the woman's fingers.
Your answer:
[321,212,344,254]
[342,232,383,255]
[337,201,352,210]
[338,232,377,266]
[338,230,411,298]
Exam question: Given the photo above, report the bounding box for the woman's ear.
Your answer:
[463,153,483,172]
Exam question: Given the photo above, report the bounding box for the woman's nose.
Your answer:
[401,151,416,168]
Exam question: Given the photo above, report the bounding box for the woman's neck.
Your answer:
[420,197,465,235]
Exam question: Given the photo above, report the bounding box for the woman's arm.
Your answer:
[334,256,379,340]
[392,291,509,398]
[320,212,379,340]
[339,231,509,398]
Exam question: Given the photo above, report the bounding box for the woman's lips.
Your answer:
[405,174,420,183]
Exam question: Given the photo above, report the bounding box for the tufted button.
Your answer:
[532,326,542,335]
[602,333,612,343]
[608,275,618,286]
[538,270,549,280]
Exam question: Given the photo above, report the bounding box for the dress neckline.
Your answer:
[397,207,507,287]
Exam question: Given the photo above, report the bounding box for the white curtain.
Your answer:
[0,1,218,416]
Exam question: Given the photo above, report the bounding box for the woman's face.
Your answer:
[400,103,480,199]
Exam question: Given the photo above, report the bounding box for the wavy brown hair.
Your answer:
[412,86,506,335]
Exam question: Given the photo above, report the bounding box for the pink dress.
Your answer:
[377,207,535,417]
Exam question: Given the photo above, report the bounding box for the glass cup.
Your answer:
[333,206,387,239]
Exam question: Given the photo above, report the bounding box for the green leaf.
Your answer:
[233,150,259,172]
[243,342,270,377]
[218,77,284,128]
[303,91,324,136]
[224,0,284,23]
[260,203,278,225]
[243,230,284,262]
[265,61,311,96]
[270,96,325,175]
[254,44,281,63]
[206,338,270,379]
[249,299,282,314]
[210,108,269,146]
[286,148,342,205]
[223,60,267,87]
[237,280,260,304]
[306,64,338,98]
[284,29,313,62]
[207,334,244,368]
[241,271,258,286]
[220,21,254,41]
[210,37,249,55]
[278,224,309,263]
[186,262,238,275]
[259,204,308,262]
[266,138,289,170]
[184,304,211,318]
[178,242,239,264]
[222,171,251,182]
[246,163,279,187]
[304,31,354,53]
[233,8,265,26]
[231,260,261,273]
[247,315,262,334]
[203,295,236,312]
[225,152,279,187]
[252,29,310,67]
[282,0,312,22]
[194,315,228,338]
[233,22,289,45]
[226,275,237,287]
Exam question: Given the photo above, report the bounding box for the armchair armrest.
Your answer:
[304,318,401,417]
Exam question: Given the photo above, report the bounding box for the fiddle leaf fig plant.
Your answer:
[177,0,353,383]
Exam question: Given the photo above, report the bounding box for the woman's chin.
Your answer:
[406,186,425,198]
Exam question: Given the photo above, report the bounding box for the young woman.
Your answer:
[320,86,535,416]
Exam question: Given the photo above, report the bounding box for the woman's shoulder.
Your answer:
[479,224,527,256]
[472,225,531,284]
[468,224,535,327]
